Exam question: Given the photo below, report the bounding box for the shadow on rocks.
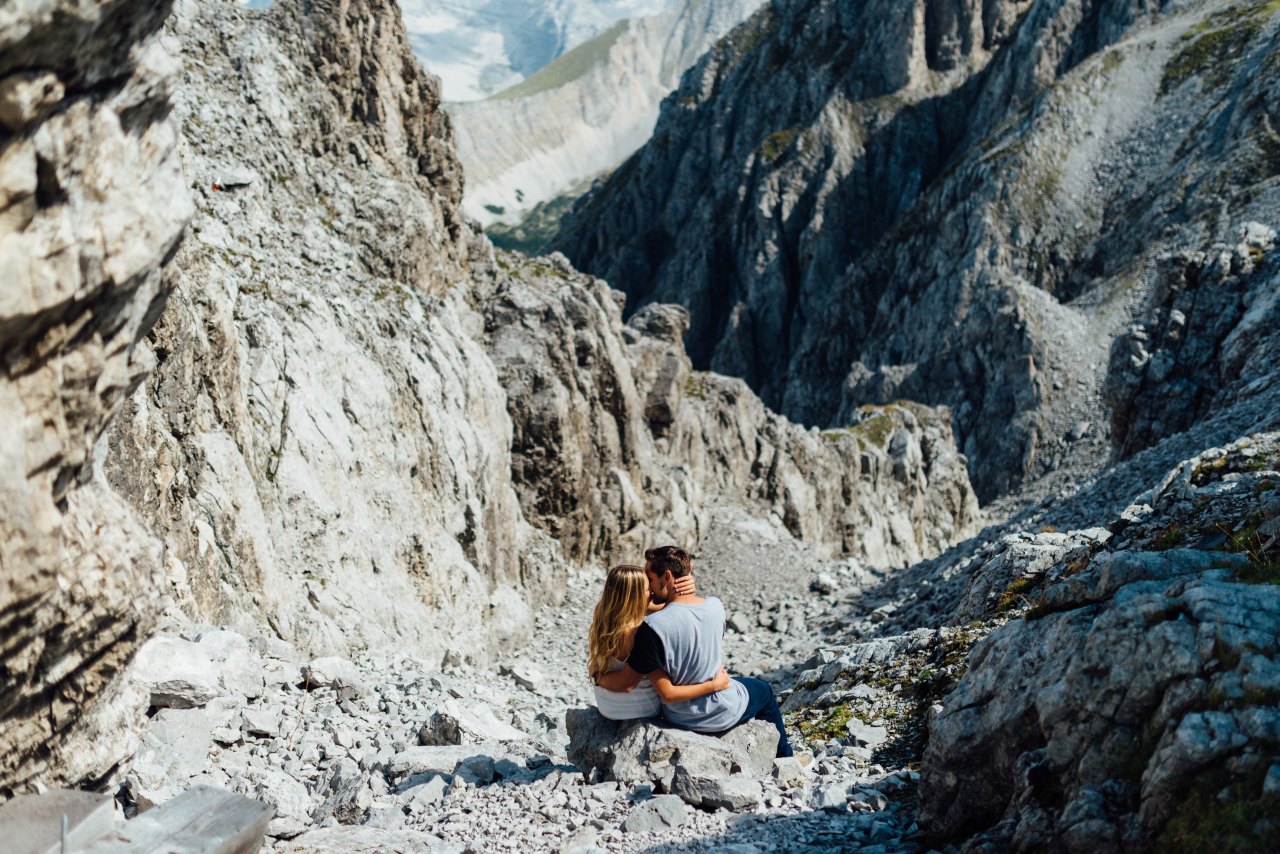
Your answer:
[634,806,916,853]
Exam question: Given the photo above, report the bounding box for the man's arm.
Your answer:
[649,667,731,703]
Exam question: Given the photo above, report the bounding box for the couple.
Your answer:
[587,545,792,757]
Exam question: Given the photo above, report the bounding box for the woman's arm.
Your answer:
[595,664,644,693]
[649,667,731,703]
[646,575,697,613]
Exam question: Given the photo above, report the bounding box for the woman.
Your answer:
[588,564,730,720]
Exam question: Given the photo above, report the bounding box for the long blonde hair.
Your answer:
[588,565,649,680]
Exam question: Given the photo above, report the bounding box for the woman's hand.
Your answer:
[672,574,696,597]
[711,667,731,692]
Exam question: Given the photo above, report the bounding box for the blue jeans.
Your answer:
[718,676,793,757]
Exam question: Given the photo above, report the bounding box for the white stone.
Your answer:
[418,699,528,745]
[130,634,222,709]
[844,720,888,748]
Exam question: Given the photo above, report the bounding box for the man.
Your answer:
[602,545,792,757]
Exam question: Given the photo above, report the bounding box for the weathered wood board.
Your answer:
[0,789,118,854]
[81,786,271,854]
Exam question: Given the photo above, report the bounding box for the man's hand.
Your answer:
[710,667,731,692]
[673,574,696,597]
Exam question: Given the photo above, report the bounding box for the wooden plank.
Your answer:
[0,789,117,854]
[82,786,272,854]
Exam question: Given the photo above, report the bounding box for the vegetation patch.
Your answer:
[1029,160,1064,219]
[1151,523,1184,551]
[685,374,710,400]
[1161,0,1279,94]
[792,702,856,741]
[1063,554,1092,577]
[1156,761,1280,852]
[726,6,780,62]
[851,413,896,449]
[1224,529,1280,585]
[489,21,628,101]
[760,127,800,162]
[487,185,591,255]
[996,575,1039,614]
[1100,48,1125,75]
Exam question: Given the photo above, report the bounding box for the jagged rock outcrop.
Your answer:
[451,0,764,233]
[920,548,1280,850]
[815,432,1280,850]
[479,252,980,566]
[0,0,191,793]
[1106,223,1280,460]
[105,0,552,662]
[554,0,1280,501]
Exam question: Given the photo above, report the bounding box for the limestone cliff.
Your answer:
[480,252,978,567]
[0,0,191,793]
[553,0,1280,501]
[105,0,546,664]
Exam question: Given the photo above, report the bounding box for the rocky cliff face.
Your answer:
[450,0,764,231]
[1105,224,1280,460]
[917,435,1280,850]
[0,0,192,793]
[553,0,1280,501]
[480,252,979,567]
[105,0,547,664]
[0,0,981,795]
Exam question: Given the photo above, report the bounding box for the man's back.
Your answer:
[631,596,749,732]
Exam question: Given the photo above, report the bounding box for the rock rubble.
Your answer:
[112,549,926,853]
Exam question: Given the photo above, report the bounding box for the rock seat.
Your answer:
[565,707,778,810]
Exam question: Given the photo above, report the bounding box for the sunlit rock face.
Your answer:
[0,0,192,793]
[0,0,984,798]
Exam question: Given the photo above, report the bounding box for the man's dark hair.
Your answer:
[644,545,692,578]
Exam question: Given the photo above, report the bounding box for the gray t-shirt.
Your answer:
[628,596,749,732]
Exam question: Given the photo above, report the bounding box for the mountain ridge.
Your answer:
[449,0,764,233]
[553,0,1280,502]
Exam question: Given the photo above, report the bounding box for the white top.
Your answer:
[593,657,660,720]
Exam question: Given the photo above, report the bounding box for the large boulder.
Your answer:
[130,634,224,709]
[919,549,1280,851]
[565,706,778,800]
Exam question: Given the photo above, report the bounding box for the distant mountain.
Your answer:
[448,0,764,244]
[553,0,1280,502]
[399,0,676,101]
